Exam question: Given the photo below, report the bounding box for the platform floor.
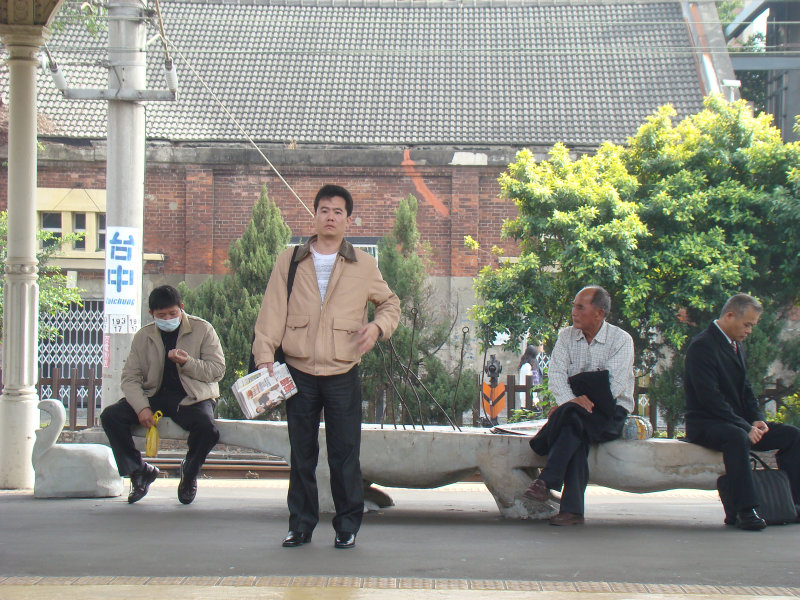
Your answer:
[2,480,799,599]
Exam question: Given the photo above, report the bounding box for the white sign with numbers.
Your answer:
[103,226,142,334]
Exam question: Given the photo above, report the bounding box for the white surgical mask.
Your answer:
[154,316,181,332]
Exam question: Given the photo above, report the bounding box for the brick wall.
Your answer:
[0,152,522,281]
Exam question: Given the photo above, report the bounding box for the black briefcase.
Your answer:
[717,453,797,525]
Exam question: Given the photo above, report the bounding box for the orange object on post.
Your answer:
[481,383,506,420]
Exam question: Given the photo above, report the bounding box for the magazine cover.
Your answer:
[231,363,298,419]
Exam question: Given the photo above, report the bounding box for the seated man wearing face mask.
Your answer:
[100,285,225,505]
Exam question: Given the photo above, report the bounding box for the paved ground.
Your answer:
[2,480,799,599]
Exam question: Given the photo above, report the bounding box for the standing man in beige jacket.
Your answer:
[253,184,400,549]
[101,285,225,505]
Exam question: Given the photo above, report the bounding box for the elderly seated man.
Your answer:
[524,285,634,526]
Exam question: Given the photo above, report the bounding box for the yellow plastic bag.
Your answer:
[145,410,163,458]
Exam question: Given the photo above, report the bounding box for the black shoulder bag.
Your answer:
[248,245,300,372]
[717,452,797,525]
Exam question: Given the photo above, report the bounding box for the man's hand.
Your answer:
[569,394,594,413]
[256,362,274,377]
[167,349,189,365]
[138,407,156,429]
[357,322,382,354]
[749,421,769,444]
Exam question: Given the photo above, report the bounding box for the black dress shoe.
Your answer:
[334,531,356,549]
[178,460,197,505]
[128,463,160,504]
[282,531,312,547]
[735,508,767,531]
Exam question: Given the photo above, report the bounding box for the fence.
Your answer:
[39,299,105,409]
[37,367,100,430]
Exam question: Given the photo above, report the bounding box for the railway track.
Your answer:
[147,456,290,479]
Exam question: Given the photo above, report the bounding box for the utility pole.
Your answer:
[45,0,176,413]
[100,0,147,410]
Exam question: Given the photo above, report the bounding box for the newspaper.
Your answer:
[230,363,298,419]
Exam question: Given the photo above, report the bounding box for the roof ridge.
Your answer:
[169,0,686,8]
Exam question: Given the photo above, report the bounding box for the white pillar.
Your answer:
[0,25,48,489]
[100,0,146,410]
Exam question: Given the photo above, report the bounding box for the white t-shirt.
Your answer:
[311,245,337,302]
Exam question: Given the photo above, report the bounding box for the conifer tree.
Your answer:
[179,187,291,417]
[361,195,478,426]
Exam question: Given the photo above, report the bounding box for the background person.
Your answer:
[517,342,544,408]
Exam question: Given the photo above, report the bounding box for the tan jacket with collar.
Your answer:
[121,312,226,415]
[253,237,401,377]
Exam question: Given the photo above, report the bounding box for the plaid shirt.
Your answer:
[548,321,635,413]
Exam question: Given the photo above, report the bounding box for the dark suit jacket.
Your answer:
[684,321,764,438]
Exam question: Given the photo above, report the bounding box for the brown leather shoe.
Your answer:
[523,478,550,502]
[549,512,585,526]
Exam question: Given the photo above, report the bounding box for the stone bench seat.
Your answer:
[134,418,725,519]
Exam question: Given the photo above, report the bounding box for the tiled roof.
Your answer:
[4,0,707,146]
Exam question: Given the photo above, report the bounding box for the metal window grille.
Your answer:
[39,300,104,409]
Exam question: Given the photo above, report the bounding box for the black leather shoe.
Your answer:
[282,531,312,547]
[735,508,766,531]
[334,531,356,549]
[178,460,197,505]
[128,463,159,504]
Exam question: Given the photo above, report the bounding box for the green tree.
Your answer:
[470,141,648,350]
[361,195,478,426]
[51,0,107,36]
[0,211,84,341]
[179,187,291,418]
[472,97,800,435]
[715,0,742,26]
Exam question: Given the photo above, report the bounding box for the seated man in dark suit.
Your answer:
[684,293,800,530]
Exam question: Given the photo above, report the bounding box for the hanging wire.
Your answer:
[158,37,314,217]
[151,0,171,61]
[376,342,414,430]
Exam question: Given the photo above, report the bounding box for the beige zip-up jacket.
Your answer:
[121,312,226,415]
[253,237,401,377]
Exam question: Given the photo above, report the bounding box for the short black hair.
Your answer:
[149,285,182,311]
[314,184,353,216]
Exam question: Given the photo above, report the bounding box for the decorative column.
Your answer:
[0,26,48,488]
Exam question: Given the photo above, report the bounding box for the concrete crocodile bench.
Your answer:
[133,418,725,520]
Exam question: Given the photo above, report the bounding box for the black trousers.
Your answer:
[286,365,363,534]
[100,397,220,479]
[537,406,627,516]
[688,420,800,511]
